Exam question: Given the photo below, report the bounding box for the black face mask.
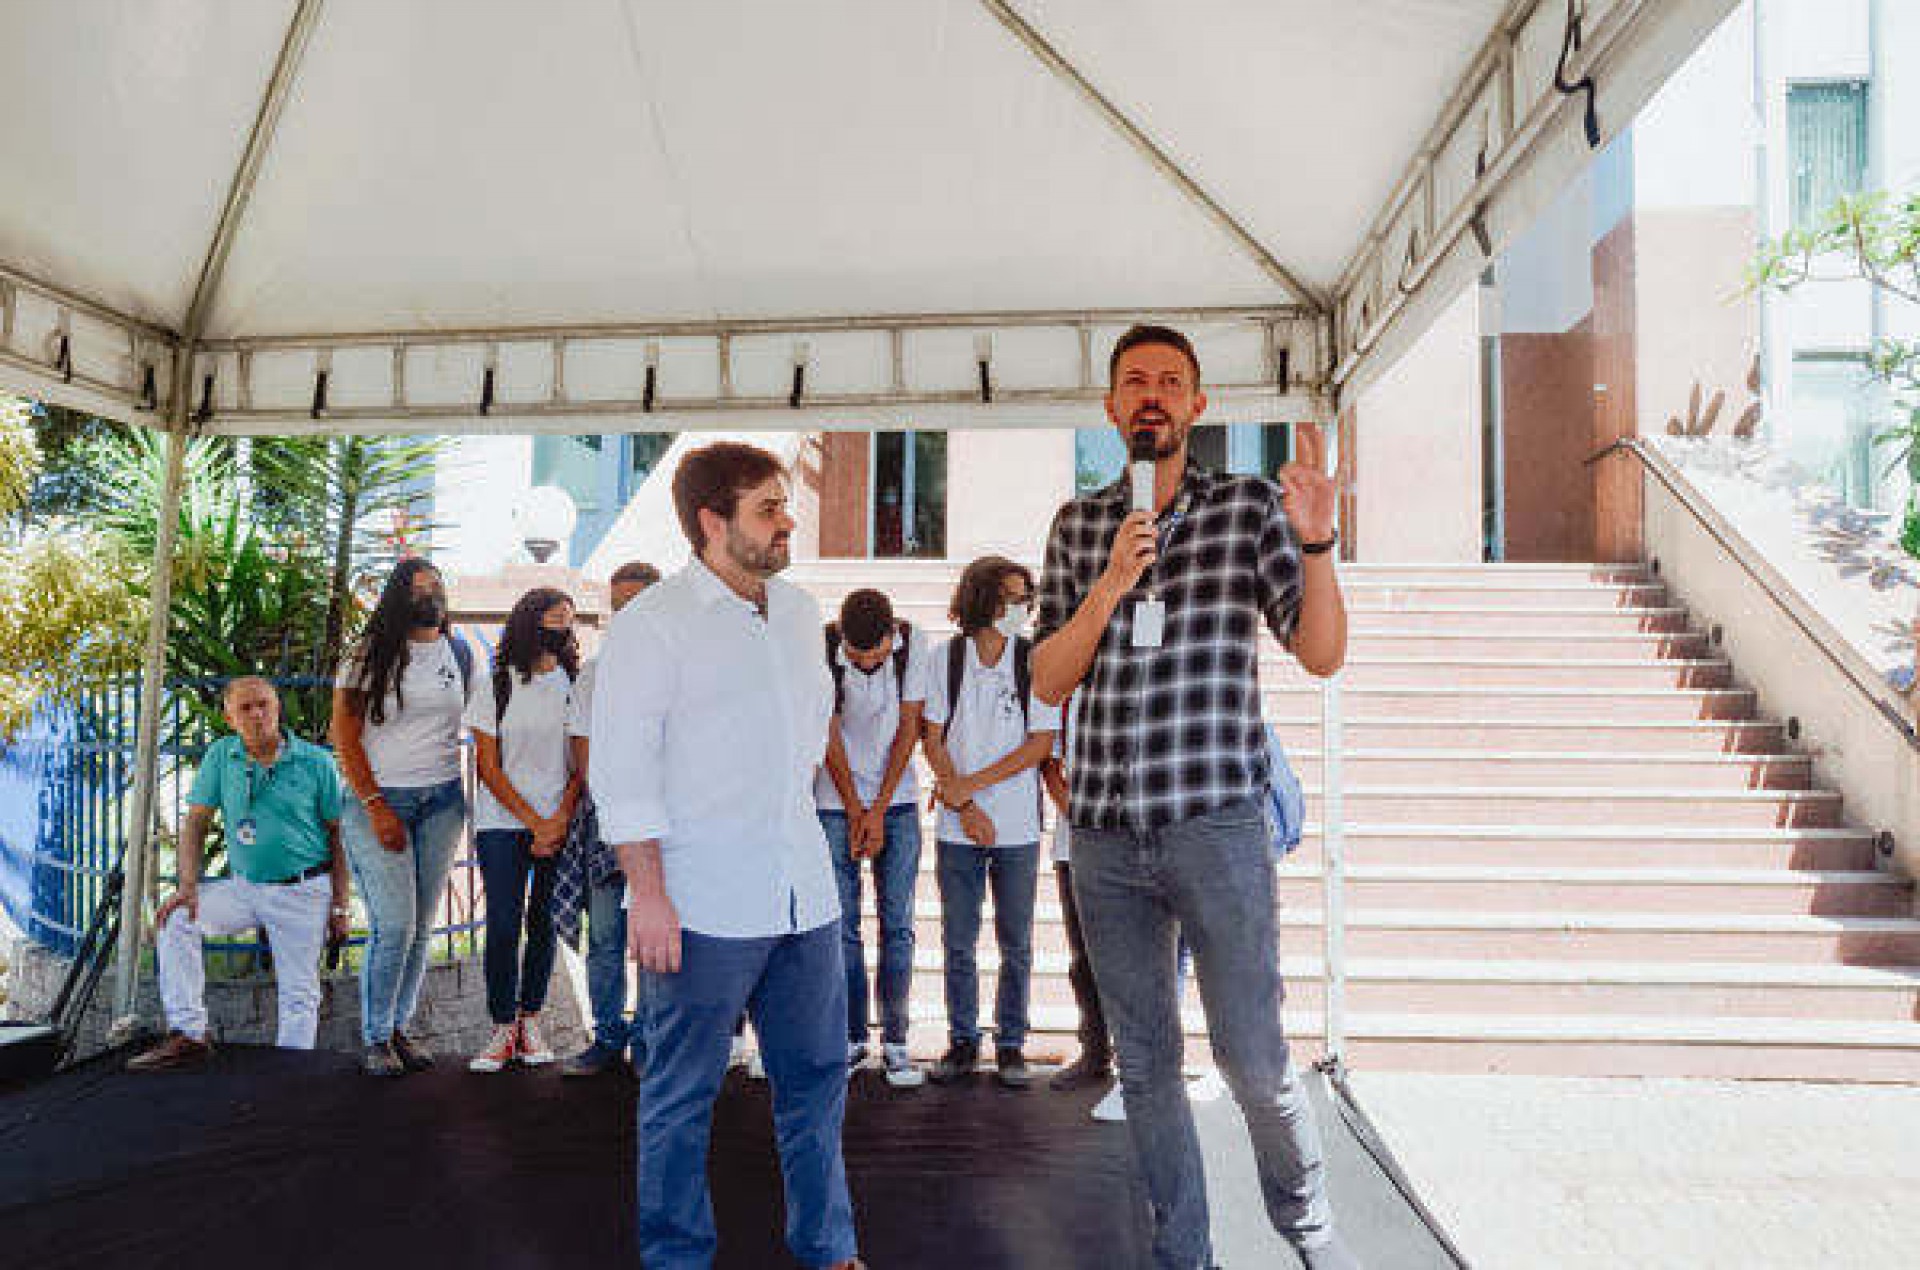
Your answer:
[538,628,571,656]
[409,594,447,629]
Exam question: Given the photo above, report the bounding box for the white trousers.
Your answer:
[156,874,331,1049]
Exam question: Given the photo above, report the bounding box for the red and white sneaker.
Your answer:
[517,1015,556,1066]
[468,1023,519,1073]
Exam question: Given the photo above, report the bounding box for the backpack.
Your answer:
[1265,724,1305,857]
[825,620,913,714]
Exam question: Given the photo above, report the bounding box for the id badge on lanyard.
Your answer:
[1132,492,1190,649]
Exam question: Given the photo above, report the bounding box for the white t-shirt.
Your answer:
[813,627,930,812]
[337,637,470,789]
[923,635,1061,848]
[464,665,576,834]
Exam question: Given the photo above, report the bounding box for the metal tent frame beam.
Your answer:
[1328,0,1741,398]
[978,0,1326,312]
[108,0,327,1032]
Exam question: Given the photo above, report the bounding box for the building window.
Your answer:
[531,434,606,515]
[1074,423,1293,495]
[530,432,673,563]
[1788,81,1868,231]
[1787,355,1888,512]
[868,429,946,558]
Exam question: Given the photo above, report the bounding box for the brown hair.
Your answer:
[1108,323,1201,387]
[671,443,787,554]
[949,556,1034,636]
[609,561,661,589]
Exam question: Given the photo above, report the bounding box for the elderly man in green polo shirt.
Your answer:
[128,676,352,1069]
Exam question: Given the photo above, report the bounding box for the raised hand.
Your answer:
[1277,422,1338,545]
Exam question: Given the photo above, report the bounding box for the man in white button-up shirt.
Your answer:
[591,443,862,1270]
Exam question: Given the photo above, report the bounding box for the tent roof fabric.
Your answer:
[0,0,1739,431]
[0,0,1504,339]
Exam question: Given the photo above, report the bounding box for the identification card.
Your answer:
[234,817,258,847]
[1131,598,1166,648]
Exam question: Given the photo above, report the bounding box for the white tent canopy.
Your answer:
[0,0,1738,1032]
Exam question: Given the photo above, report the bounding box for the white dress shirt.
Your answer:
[589,558,838,939]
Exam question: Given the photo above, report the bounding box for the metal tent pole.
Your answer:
[107,397,189,1037]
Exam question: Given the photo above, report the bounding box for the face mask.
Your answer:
[995,603,1029,639]
[538,627,571,656]
[409,593,447,629]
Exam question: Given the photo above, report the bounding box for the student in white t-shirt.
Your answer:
[463,587,583,1073]
[922,556,1062,1089]
[816,587,930,1089]
[332,558,474,1078]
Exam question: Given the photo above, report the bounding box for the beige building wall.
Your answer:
[1351,286,1486,562]
[945,427,1076,565]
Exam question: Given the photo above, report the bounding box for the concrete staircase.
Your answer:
[785,559,1920,1081]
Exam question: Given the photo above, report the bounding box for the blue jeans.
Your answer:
[636,921,856,1270]
[339,778,466,1046]
[1073,797,1335,1269]
[935,840,1038,1050]
[822,805,921,1047]
[586,872,635,1054]
[475,828,560,1026]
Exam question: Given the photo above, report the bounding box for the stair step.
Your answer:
[1287,826,1881,871]
[1266,659,1734,691]
[1297,787,1843,829]
[895,953,1920,1022]
[1287,751,1813,790]
[1269,719,1788,753]
[1262,687,1756,722]
[889,905,1920,963]
[887,1007,1920,1080]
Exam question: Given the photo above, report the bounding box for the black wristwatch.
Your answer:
[1300,529,1339,555]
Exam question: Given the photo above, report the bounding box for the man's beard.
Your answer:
[1131,409,1185,460]
[725,522,790,577]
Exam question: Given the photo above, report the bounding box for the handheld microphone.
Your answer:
[1129,429,1158,518]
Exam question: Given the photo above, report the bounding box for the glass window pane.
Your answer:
[531,435,604,514]
[910,431,947,558]
[1788,82,1868,231]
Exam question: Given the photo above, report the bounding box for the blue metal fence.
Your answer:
[0,674,484,965]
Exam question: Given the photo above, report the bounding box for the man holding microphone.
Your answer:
[1033,326,1358,1270]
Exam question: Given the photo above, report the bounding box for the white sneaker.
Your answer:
[468,1023,519,1073]
[747,1049,767,1081]
[728,1034,750,1070]
[1091,1080,1127,1122]
[516,1015,556,1066]
[1186,1069,1227,1103]
[882,1043,925,1088]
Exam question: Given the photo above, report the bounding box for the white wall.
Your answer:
[1353,286,1485,562]
[434,434,533,573]
[945,427,1074,564]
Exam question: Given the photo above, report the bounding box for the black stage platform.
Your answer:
[1,1047,1462,1268]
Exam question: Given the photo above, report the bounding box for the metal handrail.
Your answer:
[1593,436,1920,754]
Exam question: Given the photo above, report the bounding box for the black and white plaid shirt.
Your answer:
[1036,461,1303,832]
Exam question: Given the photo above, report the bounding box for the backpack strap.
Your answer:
[491,663,513,730]
[824,622,845,714]
[1012,636,1032,731]
[449,633,474,697]
[892,620,912,697]
[945,635,967,737]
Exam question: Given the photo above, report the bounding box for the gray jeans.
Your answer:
[1072,796,1335,1270]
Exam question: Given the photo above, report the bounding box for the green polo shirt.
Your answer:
[185,733,342,883]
